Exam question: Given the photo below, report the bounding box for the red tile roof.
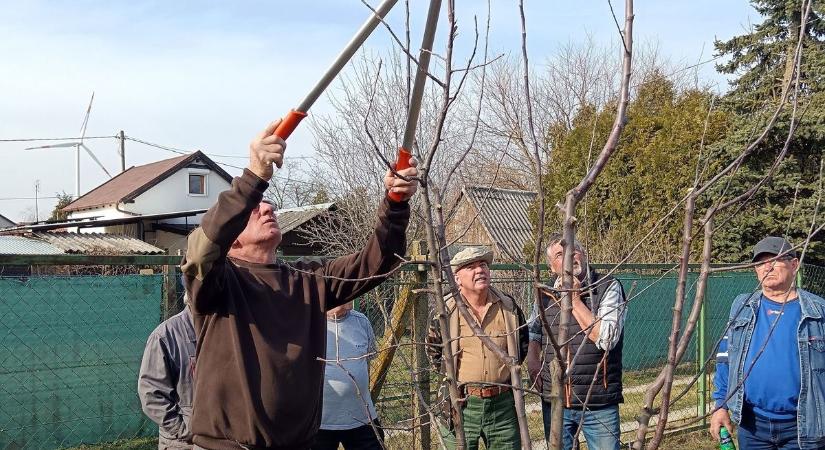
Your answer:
[62,151,231,212]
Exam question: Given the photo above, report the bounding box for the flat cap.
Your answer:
[752,236,797,262]
[450,246,493,270]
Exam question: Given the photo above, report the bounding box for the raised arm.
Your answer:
[322,162,418,309]
[180,121,285,313]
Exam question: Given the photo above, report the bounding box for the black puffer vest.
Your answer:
[538,269,624,408]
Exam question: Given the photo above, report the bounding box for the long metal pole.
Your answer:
[698,296,707,426]
[401,0,441,151]
[387,0,442,202]
[273,0,399,142]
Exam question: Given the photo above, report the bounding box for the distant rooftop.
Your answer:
[277,202,336,234]
[32,232,165,255]
[463,186,537,261]
[62,151,231,212]
[0,232,164,255]
[0,236,64,255]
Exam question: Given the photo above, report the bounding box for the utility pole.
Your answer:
[119,130,126,173]
[74,143,81,199]
[34,180,40,222]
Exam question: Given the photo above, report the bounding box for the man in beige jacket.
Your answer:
[427,247,529,450]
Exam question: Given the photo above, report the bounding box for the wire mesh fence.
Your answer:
[1,255,823,450]
[361,263,766,449]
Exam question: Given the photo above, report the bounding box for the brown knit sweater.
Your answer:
[181,169,409,450]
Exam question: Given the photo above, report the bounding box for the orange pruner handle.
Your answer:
[388,147,413,202]
[274,109,308,141]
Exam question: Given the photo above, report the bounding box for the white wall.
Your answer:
[66,167,231,227]
[123,168,231,224]
[66,206,129,233]
[69,206,128,220]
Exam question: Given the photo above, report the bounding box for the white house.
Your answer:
[61,151,233,254]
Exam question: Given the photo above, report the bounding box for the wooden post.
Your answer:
[411,240,431,450]
[370,285,413,399]
[162,264,179,320]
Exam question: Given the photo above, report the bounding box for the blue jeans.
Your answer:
[541,401,621,450]
[737,407,825,450]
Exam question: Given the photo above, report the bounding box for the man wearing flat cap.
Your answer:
[711,236,825,449]
[427,246,529,450]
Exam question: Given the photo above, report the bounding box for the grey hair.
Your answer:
[545,233,585,254]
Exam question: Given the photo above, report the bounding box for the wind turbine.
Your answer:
[26,92,112,199]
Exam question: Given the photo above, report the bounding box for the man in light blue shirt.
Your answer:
[313,301,383,450]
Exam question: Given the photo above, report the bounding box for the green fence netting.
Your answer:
[0,263,822,449]
[0,275,162,450]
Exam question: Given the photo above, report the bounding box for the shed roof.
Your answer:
[0,213,15,228]
[0,236,64,255]
[277,202,336,234]
[30,232,165,255]
[463,186,537,261]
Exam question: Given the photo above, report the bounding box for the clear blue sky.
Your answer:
[0,0,757,222]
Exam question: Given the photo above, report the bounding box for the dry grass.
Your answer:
[62,437,156,450]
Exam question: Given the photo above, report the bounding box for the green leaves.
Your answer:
[537,75,729,262]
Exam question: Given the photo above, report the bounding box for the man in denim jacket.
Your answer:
[711,236,825,450]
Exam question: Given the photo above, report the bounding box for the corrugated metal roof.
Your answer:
[464,186,537,261]
[30,232,165,255]
[277,203,336,234]
[0,213,15,229]
[0,236,65,255]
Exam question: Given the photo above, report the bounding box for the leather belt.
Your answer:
[464,385,511,398]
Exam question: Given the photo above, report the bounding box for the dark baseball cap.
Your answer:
[752,236,797,262]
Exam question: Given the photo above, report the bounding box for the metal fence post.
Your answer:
[697,292,707,426]
[163,264,179,320]
[411,240,431,450]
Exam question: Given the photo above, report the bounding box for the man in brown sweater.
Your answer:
[181,119,418,450]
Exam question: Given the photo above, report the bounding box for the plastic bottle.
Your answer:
[719,426,736,450]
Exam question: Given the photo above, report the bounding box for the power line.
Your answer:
[209,153,318,161]
[124,136,188,155]
[1,135,317,160]
[1,134,321,202]
[123,135,319,185]
[0,136,117,143]
[0,196,62,201]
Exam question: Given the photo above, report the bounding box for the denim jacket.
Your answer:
[713,289,825,449]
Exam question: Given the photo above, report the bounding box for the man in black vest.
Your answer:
[527,234,627,450]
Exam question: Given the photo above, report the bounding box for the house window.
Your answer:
[188,173,207,196]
